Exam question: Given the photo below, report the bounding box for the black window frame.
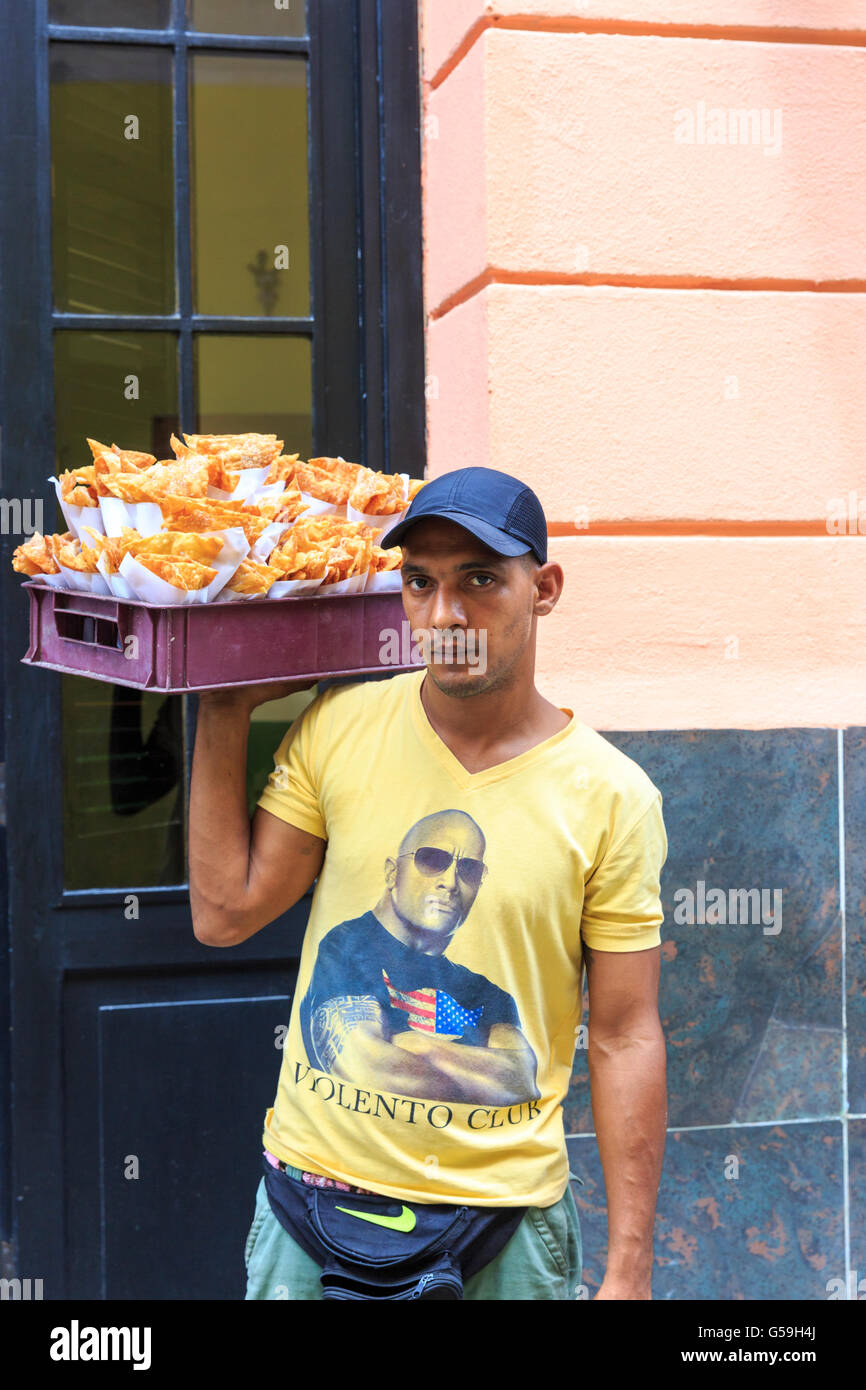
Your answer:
[0,0,426,908]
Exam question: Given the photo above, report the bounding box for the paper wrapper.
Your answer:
[49,476,105,545]
[207,468,288,508]
[117,527,250,605]
[267,577,324,599]
[54,561,112,596]
[249,521,292,563]
[347,504,409,535]
[99,495,164,539]
[317,572,368,598]
[299,492,346,520]
[364,568,403,593]
[245,480,287,507]
[40,571,68,590]
[346,474,410,534]
[217,587,255,602]
[95,552,138,600]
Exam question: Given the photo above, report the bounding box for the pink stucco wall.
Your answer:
[418,2,866,727]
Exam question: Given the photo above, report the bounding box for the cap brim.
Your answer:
[379,508,533,557]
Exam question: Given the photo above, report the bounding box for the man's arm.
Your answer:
[584,943,666,1301]
[312,997,462,1101]
[189,684,325,947]
[313,1002,535,1106]
[391,1024,540,1106]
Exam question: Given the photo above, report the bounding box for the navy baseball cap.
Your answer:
[380,467,548,565]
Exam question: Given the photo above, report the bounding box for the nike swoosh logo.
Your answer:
[335,1203,417,1232]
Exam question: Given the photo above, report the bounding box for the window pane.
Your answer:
[50,0,172,25]
[195,334,312,459]
[54,330,179,477]
[190,54,309,316]
[62,678,187,891]
[51,44,175,314]
[189,0,307,38]
[54,331,184,892]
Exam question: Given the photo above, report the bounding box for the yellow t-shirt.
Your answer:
[257,668,667,1208]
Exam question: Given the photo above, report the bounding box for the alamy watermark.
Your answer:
[674,102,783,157]
[1,1277,44,1300]
[673,879,782,936]
[0,496,43,537]
[827,491,866,535]
[379,622,488,674]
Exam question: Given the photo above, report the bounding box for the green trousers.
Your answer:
[244,1169,583,1301]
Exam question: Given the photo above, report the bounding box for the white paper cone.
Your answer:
[50,475,105,544]
[244,479,288,508]
[100,496,164,538]
[267,577,324,598]
[90,569,112,596]
[116,528,249,605]
[364,568,403,593]
[249,521,290,563]
[119,554,200,606]
[347,502,409,535]
[77,513,107,548]
[96,552,137,600]
[55,561,110,595]
[206,465,274,504]
[299,491,345,519]
[41,571,68,589]
[54,562,88,592]
[317,572,367,597]
[197,527,250,602]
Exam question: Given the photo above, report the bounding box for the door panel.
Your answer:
[64,969,301,1299]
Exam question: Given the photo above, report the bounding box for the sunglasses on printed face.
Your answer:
[396,846,488,889]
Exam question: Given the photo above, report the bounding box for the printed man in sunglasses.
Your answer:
[190,467,668,1300]
[298,808,540,1105]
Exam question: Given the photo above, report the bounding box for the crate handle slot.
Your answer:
[52,589,122,622]
[55,609,123,651]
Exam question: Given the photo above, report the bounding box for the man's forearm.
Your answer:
[395,1034,538,1106]
[189,695,256,941]
[587,1026,667,1295]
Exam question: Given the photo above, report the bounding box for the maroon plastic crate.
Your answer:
[20,581,423,692]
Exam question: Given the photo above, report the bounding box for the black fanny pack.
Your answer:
[262,1156,527,1300]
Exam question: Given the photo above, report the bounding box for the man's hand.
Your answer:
[198,677,319,714]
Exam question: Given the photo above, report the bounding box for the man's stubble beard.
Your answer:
[424,615,531,699]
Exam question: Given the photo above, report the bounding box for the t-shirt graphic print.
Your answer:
[257,670,668,1208]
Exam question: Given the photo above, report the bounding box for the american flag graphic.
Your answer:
[382,970,483,1036]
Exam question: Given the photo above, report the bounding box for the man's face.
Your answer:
[389,821,486,940]
[399,518,554,697]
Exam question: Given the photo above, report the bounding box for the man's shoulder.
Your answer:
[317,909,382,950]
[305,672,417,736]
[571,718,661,814]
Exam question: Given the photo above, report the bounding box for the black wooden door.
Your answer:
[0,0,424,1300]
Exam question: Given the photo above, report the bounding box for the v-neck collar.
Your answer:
[409,669,580,790]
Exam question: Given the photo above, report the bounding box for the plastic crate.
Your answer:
[20,581,422,693]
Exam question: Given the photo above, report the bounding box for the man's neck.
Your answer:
[419,671,570,771]
[371,901,453,957]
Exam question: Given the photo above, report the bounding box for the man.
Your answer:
[299,807,540,1105]
[189,466,668,1301]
